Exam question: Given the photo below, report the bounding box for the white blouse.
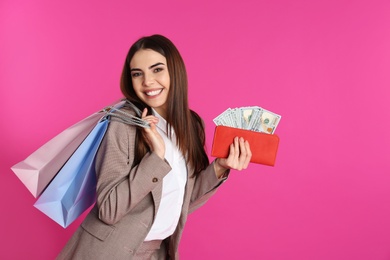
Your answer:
[144,109,187,241]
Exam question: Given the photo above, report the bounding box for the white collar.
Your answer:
[152,108,168,135]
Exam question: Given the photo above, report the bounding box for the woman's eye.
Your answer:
[131,72,141,78]
[154,67,163,73]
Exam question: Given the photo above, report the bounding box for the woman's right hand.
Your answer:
[141,108,165,159]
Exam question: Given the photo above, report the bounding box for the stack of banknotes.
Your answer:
[213,106,281,134]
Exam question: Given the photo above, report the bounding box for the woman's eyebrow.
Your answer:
[149,62,165,69]
[130,62,165,72]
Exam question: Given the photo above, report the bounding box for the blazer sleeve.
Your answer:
[95,120,172,225]
[188,160,229,214]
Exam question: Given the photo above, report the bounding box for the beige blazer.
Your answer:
[57,110,226,260]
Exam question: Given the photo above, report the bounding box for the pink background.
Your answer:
[1,0,390,259]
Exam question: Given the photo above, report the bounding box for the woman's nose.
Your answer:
[143,73,154,87]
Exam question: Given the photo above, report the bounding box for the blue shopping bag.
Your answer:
[34,118,109,228]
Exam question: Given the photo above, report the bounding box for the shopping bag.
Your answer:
[11,111,104,198]
[211,125,280,166]
[33,119,109,228]
[10,100,132,198]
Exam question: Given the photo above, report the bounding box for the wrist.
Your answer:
[214,159,228,179]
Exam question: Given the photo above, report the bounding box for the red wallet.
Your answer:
[211,125,280,166]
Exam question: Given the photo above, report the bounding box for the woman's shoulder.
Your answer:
[119,105,137,115]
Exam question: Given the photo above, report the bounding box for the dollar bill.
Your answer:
[248,108,262,131]
[213,108,232,126]
[240,107,254,129]
[213,106,281,134]
[259,109,281,134]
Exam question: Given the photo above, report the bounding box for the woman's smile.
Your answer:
[145,88,164,97]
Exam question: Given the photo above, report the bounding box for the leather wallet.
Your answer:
[211,125,280,166]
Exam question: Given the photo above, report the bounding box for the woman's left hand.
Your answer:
[214,137,252,178]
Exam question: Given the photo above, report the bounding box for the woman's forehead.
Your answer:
[130,49,167,68]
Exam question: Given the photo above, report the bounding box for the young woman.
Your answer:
[57,34,251,260]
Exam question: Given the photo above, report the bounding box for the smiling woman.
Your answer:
[130,49,171,118]
[56,34,252,260]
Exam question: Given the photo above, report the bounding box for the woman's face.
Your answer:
[130,49,170,118]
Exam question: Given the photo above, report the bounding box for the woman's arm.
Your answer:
[189,136,252,213]
[95,120,171,225]
[188,160,227,214]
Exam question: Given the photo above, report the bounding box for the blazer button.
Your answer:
[152,178,158,183]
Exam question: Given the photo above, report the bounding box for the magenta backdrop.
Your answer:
[1,0,390,259]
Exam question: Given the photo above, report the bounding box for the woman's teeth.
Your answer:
[145,89,163,96]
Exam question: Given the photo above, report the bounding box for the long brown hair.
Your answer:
[120,34,209,175]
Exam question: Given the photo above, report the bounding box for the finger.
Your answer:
[149,121,157,132]
[237,137,247,164]
[143,116,158,125]
[228,143,235,160]
[242,140,251,169]
[142,108,148,118]
[224,143,235,168]
[141,108,156,123]
[233,137,240,157]
[227,138,239,169]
